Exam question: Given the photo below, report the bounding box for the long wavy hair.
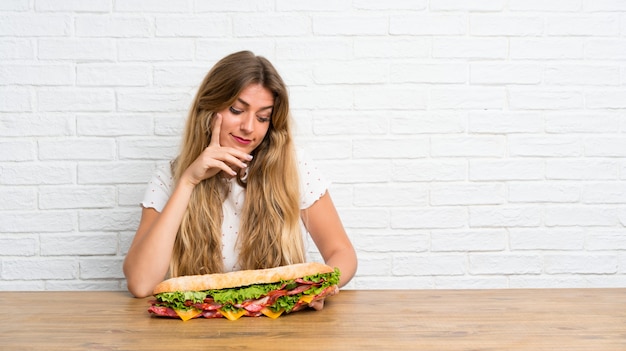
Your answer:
[169,51,304,277]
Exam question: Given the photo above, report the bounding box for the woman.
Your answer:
[123,51,357,299]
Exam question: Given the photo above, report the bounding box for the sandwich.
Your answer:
[148,262,341,321]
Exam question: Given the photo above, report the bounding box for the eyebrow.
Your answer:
[236,98,273,111]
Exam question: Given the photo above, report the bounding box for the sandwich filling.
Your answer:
[149,267,340,320]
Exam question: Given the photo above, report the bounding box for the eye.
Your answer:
[229,106,243,115]
[257,116,270,123]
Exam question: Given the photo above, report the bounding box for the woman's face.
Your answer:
[216,83,274,154]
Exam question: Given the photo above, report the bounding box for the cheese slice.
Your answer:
[174,308,202,321]
[260,307,284,319]
[219,308,247,321]
[298,294,315,304]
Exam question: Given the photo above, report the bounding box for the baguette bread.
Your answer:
[153,262,334,294]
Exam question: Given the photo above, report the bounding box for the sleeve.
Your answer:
[298,149,331,210]
[140,164,174,213]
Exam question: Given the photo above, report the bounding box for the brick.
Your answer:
[76,114,153,136]
[430,87,505,110]
[431,229,506,252]
[584,0,626,11]
[393,254,466,276]
[511,38,584,59]
[40,233,117,255]
[585,39,626,59]
[77,64,150,86]
[352,232,429,252]
[78,209,140,232]
[586,229,626,250]
[318,160,390,183]
[430,183,505,206]
[508,88,584,110]
[77,161,155,184]
[79,257,124,279]
[0,236,37,256]
[470,160,544,181]
[354,86,427,110]
[118,39,194,61]
[469,254,543,274]
[195,0,273,12]
[153,65,208,87]
[0,14,70,36]
[75,15,152,37]
[337,209,389,229]
[392,207,468,229]
[0,211,76,233]
[354,254,392,276]
[433,38,507,59]
[0,88,31,112]
[508,182,580,203]
[0,163,74,185]
[198,39,277,61]
[353,0,427,10]
[510,0,582,12]
[354,37,429,58]
[508,135,582,157]
[0,140,35,161]
[470,15,544,36]
[118,138,179,160]
[545,112,621,133]
[546,15,619,36]
[0,113,74,136]
[353,184,428,207]
[545,254,617,274]
[116,90,192,112]
[0,39,35,60]
[0,64,73,86]
[585,136,626,157]
[38,39,116,61]
[545,65,620,86]
[390,14,466,35]
[392,112,466,134]
[234,14,310,37]
[545,206,617,226]
[547,159,619,180]
[353,138,428,159]
[2,258,78,280]
[114,0,192,12]
[37,88,115,112]
[509,228,586,250]
[393,160,467,182]
[0,187,36,210]
[38,138,115,160]
[39,186,116,209]
[582,182,626,204]
[313,61,387,84]
[469,206,542,227]
[431,136,505,157]
[289,86,353,110]
[391,63,466,84]
[586,90,626,109]
[470,63,543,85]
[118,185,145,207]
[156,16,229,37]
[36,0,111,12]
[431,0,505,11]
[468,111,543,134]
[313,15,387,36]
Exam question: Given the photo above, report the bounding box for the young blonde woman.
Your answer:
[123,51,357,300]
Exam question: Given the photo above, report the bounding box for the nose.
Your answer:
[240,113,254,133]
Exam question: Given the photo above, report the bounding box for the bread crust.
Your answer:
[153,262,335,295]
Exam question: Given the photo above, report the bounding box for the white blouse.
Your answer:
[140,151,329,272]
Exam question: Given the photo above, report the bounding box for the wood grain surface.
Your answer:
[0,289,624,350]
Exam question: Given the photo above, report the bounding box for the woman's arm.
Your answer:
[123,181,196,298]
[302,191,357,288]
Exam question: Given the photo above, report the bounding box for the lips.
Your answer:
[232,134,252,145]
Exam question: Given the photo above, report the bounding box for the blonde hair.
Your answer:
[169,51,305,277]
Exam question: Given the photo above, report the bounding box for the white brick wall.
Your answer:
[1,1,626,291]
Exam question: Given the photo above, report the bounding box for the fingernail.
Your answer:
[246,155,253,160]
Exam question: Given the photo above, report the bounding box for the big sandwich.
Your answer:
[148,262,341,321]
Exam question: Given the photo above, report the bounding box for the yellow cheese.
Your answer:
[174,308,202,322]
[219,308,247,321]
[260,307,284,319]
[298,294,315,304]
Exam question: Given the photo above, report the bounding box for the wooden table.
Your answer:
[0,289,624,350]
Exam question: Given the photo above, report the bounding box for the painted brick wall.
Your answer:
[1,0,626,291]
